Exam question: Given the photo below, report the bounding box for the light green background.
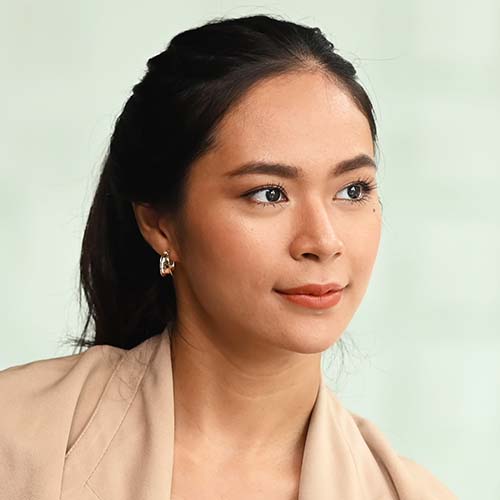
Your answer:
[1,1,499,498]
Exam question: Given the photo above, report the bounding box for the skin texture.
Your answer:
[133,69,382,496]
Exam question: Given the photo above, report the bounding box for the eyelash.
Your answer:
[242,177,378,208]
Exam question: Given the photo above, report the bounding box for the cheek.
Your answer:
[181,210,278,326]
[186,209,273,286]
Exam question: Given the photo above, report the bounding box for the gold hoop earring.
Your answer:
[159,250,176,277]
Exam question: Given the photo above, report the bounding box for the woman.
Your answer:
[0,14,456,500]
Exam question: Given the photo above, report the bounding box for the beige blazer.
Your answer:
[0,329,457,500]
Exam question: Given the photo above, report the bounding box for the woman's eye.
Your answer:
[337,183,365,201]
[336,180,377,205]
[244,185,287,207]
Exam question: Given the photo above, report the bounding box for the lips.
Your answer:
[276,283,345,296]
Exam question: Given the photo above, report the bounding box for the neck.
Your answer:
[170,324,321,467]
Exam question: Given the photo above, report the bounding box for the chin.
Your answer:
[278,325,346,355]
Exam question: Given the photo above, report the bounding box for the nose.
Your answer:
[289,199,345,262]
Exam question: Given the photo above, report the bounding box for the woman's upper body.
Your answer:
[1,14,458,500]
[0,328,457,500]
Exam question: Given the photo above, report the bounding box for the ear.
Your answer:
[131,202,180,262]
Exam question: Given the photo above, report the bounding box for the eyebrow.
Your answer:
[224,153,377,180]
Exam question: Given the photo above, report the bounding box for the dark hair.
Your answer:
[68,13,377,354]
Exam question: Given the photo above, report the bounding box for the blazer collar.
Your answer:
[63,330,393,500]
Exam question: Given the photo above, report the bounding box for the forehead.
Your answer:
[209,71,374,171]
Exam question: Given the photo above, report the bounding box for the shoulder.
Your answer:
[0,343,127,405]
[0,336,163,499]
[0,343,124,389]
[397,454,457,499]
[0,343,126,453]
[347,407,458,499]
[321,387,457,499]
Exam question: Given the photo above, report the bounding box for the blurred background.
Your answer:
[1,1,499,498]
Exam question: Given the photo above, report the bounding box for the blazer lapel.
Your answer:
[61,332,174,500]
[298,373,367,500]
[298,374,400,500]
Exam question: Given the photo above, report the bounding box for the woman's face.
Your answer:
[169,71,381,356]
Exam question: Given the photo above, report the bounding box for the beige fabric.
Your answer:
[0,329,457,499]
